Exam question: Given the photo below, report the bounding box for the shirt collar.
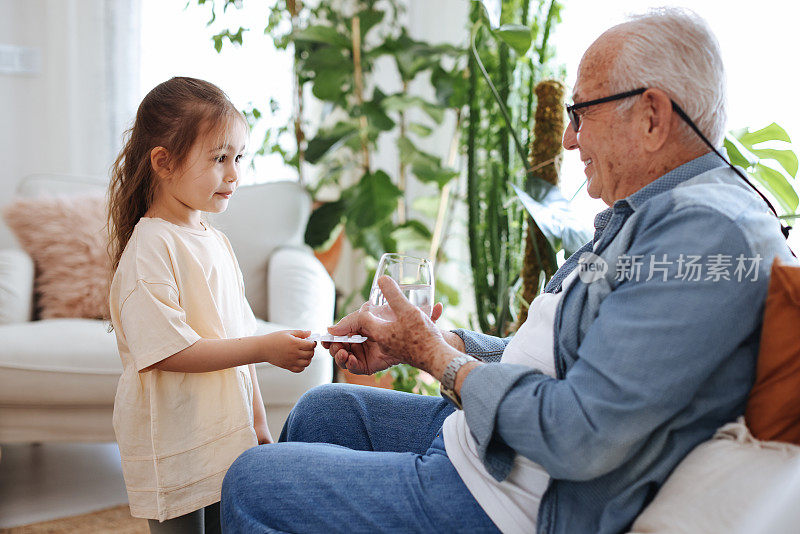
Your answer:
[590,152,724,243]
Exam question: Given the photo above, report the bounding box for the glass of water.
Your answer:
[368,253,434,320]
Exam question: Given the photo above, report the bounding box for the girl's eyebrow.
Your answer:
[209,144,246,153]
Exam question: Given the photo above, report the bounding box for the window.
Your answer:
[139,0,293,184]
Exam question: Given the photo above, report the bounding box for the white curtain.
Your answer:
[41,0,141,177]
[0,0,140,249]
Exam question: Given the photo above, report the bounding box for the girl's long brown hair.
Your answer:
[105,77,243,323]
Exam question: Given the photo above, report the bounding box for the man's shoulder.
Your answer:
[670,166,764,219]
[632,166,789,259]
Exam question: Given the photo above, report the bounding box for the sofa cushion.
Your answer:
[629,418,800,534]
[0,248,34,324]
[2,193,110,320]
[0,319,120,405]
[745,259,800,443]
[0,318,331,407]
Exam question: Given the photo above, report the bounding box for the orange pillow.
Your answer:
[745,258,800,443]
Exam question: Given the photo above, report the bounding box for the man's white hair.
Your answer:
[607,7,727,148]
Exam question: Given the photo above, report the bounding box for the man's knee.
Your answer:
[294,383,355,412]
[282,383,368,443]
[223,445,261,500]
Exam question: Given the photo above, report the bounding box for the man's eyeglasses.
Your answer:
[565,88,646,132]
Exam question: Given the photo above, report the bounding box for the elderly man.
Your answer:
[222,7,793,534]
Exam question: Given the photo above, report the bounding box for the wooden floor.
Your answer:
[0,442,129,528]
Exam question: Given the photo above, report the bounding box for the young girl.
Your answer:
[106,76,316,533]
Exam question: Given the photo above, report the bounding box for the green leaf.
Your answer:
[301,47,351,74]
[723,136,753,169]
[512,182,594,257]
[411,195,440,219]
[431,65,468,109]
[494,24,533,55]
[391,219,432,252]
[398,137,440,167]
[305,122,359,164]
[749,148,798,178]
[411,163,459,188]
[752,163,799,213]
[312,72,348,101]
[356,89,395,132]
[420,101,445,124]
[305,200,347,249]
[739,122,792,146]
[357,9,384,38]
[408,123,433,137]
[382,94,445,124]
[348,219,396,261]
[292,26,351,49]
[345,171,402,229]
[381,31,446,82]
[436,278,460,307]
[211,27,247,52]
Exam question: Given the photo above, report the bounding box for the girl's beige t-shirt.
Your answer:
[109,217,258,521]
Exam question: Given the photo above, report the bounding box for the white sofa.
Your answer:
[0,174,335,444]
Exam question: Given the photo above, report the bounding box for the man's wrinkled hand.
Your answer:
[324,277,447,375]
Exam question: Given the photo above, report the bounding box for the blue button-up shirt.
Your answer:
[454,152,795,533]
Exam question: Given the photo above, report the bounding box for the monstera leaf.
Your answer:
[725,123,798,214]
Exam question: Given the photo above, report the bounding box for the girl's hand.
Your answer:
[264,330,316,373]
[254,417,273,444]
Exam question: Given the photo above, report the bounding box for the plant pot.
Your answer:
[314,228,345,276]
[337,368,394,389]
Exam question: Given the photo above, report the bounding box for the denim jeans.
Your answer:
[221,383,500,533]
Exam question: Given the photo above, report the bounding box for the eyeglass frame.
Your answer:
[565,87,647,132]
[564,86,792,239]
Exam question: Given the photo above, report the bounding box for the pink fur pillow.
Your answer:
[2,194,110,319]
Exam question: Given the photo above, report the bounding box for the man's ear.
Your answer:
[150,147,172,180]
[639,88,674,153]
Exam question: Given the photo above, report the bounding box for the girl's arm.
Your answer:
[140,330,315,373]
[249,363,273,444]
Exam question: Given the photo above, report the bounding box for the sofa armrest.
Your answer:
[267,247,335,332]
[0,249,33,324]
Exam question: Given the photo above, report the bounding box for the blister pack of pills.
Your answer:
[308,333,368,344]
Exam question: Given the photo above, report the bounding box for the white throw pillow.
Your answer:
[629,417,800,534]
[0,248,34,324]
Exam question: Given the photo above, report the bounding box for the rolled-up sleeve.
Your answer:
[452,329,511,363]
[461,205,767,482]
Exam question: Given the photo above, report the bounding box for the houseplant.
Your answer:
[464,0,571,336]
[191,0,465,394]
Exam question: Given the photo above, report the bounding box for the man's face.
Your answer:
[562,37,644,206]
